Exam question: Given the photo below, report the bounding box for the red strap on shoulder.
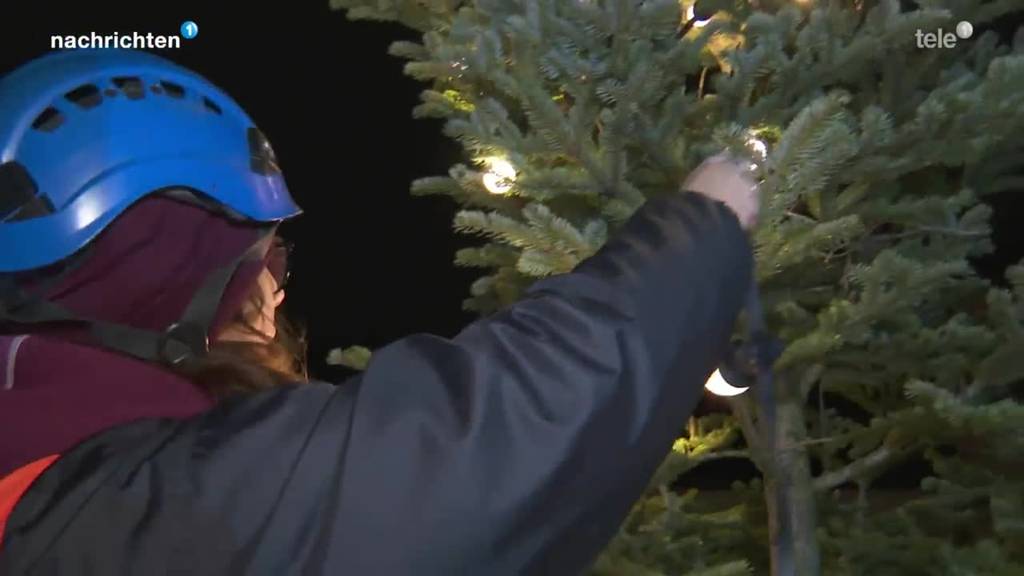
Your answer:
[0,455,60,547]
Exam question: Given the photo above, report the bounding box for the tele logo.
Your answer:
[916,21,973,49]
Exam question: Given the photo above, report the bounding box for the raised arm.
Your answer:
[320,188,755,573]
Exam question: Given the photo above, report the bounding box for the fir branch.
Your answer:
[388,40,430,61]
[453,210,551,249]
[799,362,826,399]
[727,395,766,470]
[814,445,906,492]
[454,244,521,269]
[900,485,991,511]
[648,449,751,490]
[410,175,463,198]
[763,91,853,220]
[325,345,373,371]
[691,450,751,464]
[680,560,753,576]
[870,225,989,241]
[517,247,579,276]
[515,168,600,200]
[521,202,595,256]
[974,0,1024,25]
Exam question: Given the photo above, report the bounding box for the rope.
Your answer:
[744,282,794,576]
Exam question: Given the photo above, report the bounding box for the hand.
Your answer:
[681,153,761,231]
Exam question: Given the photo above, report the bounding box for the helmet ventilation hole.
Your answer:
[65,84,102,109]
[248,127,281,175]
[159,80,185,98]
[112,76,145,99]
[202,97,222,115]
[31,107,65,132]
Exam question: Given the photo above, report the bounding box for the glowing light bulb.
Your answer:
[704,368,749,396]
[482,157,517,195]
[686,5,710,28]
[747,138,767,159]
[746,136,767,171]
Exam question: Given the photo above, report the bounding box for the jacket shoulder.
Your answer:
[0,381,351,575]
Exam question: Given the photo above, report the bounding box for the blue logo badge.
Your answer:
[180,21,199,40]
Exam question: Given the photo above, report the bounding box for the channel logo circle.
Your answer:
[180,21,199,40]
[956,21,973,40]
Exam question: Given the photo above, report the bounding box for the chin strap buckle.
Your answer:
[159,322,209,366]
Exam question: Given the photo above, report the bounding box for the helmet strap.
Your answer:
[0,226,275,367]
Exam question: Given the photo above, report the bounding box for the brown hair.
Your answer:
[173,288,310,401]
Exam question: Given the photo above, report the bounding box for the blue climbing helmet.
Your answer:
[0,48,302,365]
[0,48,301,272]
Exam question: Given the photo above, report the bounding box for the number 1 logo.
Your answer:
[180,21,199,40]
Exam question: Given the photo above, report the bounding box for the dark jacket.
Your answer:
[0,190,753,575]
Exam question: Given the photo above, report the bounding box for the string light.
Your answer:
[704,368,750,396]
[747,137,767,159]
[481,157,517,194]
[686,4,711,28]
[746,135,768,171]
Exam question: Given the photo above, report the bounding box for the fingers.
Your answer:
[681,151,763,231]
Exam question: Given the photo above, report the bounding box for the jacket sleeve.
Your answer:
[301,190,755,574]
[171,190,753,575]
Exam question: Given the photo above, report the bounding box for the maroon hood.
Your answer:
[0,196,272,478]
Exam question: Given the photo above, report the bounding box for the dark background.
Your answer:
[4,2,1023,488]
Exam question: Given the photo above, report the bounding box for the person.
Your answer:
[0,48,759,575]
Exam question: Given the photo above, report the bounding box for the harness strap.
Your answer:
[0,226,274,368]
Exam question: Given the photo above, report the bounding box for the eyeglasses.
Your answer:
[267,237,293,294]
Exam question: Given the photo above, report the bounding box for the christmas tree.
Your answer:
[326,0,1024,573]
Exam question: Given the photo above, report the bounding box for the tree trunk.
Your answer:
[764,396,822,576]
